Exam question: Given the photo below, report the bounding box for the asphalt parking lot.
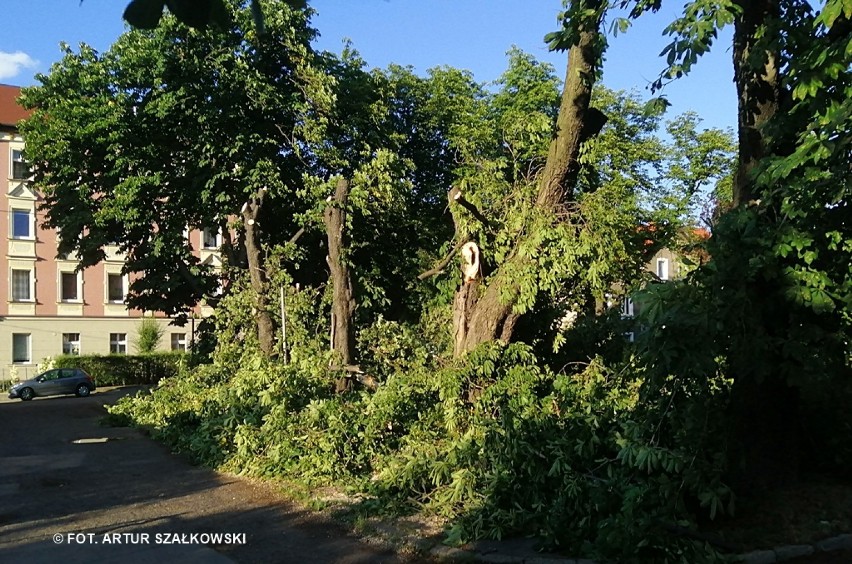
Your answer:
[0,387,418,563]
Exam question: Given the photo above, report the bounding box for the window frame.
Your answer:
[10,208,33,240]
[170,332,187,352]
[62,333,81,355]
[620,297,635,317]
[202,227,222,249]
[11,148,28,180]
[106,273,127,303]
[59,271,82,302]
[109,333,127,354]
[656,258,670,281]
[10,268,34,302]
[12,333,31,363]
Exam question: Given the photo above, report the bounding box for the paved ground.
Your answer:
[0,388,425,564]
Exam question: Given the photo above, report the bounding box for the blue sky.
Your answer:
[1,1,736,131]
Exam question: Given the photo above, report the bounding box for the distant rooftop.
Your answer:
[0,84,31,130]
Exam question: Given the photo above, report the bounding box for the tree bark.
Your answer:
[242,187,277,357]
[731,0,781,206]
[451,8,603,356]
[324,177,357,370]
[536,23,601,210]
[454,279,519,356]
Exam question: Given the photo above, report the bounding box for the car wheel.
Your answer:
[75,384,91,398]
[20,387,34,401]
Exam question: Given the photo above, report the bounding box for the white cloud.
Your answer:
[0,51,38,81]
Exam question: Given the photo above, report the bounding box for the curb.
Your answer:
[735,533,852,563]
[425,533,852,564]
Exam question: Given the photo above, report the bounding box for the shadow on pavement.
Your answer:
[0,388,420,564]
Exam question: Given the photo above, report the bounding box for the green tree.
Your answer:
[427,1,733,356]
[21,0,321,355]
[622,0,852,489]
[135,317,165,353]
[298,48,461,379]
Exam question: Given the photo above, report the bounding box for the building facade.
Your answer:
[616,230,710,342]
[1,84,217,381]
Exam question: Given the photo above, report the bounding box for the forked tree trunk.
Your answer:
[451,9,604,356]
[324,177,357,370]
[242,187,277,357]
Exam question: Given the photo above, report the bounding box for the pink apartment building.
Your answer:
[0,84,219,380]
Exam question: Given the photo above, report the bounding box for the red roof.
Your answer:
[0,84,32,129]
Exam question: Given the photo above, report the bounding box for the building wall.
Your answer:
[1,129,213,381]
[619,247,691,328]
[0,316,192,381]
[646,247,681,281]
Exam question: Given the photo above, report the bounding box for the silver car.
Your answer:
[8,368,96,401]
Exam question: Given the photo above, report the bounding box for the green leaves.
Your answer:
[165,0,231,29]
[642,96,671,116]
[123,0,232,30]
[123,0,166,29]
[651,0,739,91]
[610,16,632,36]
[816,0,852,29]
[545,0,608,56]
[24,1,322,317]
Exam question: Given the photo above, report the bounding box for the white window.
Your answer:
[202,227,221,249]
[12,333,31,363]
[107,273,126,303]
[110,333,127,354]
[170,333,187,352]
[11,149,28,180]
[656,258,670,281]
[11,269,33,301]
[62,333,81,355]
[11,209,32,239]
[620,297,634,317]
[60,271,81,302]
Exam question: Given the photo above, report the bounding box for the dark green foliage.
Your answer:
[124,0,167,29]
[123,0,232,30]
[800,376,852,473]
[54,352,189,386]
[21,0,319,321]
[92,31,742,561]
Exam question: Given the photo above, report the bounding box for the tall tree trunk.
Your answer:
[536,22,602,209]
[242,187,277,357]
[324,177,357,368]
[731,0,781,206]
[452,7,604,356]
[726,0,800,490]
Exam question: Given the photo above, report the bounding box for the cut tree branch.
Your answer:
[288,226,306,245]
[449,186,491,228]
[418,239,465,280]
